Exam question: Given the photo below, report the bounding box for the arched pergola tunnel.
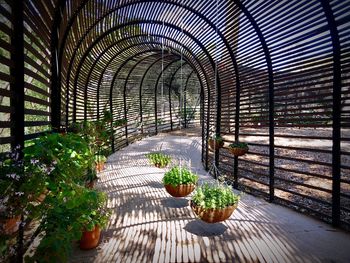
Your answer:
[0,0,350,234]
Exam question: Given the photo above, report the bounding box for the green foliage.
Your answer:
[192,183,240,209]
[0,145,47,219]
[210,134,223,143]
[114,118,127,127]
[95,155,107,163]
[146,152,171,168]
[19,133,111,262]
[229,142,248,149]
[23,133,95,186]
[162,166,198,187]
[102,110,113,123]
[26,186,110,263]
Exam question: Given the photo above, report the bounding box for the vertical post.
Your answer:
[233,0,275,202]
[11,0,24,150]
[233,77,241,189]
[200,86,204,163]
[184,71,193,128]
[214,70,221,169]
[10,3,24,262]
[155,77,158,135]
[320,0,341,227]
[51,2,63,131]
[169,81,173,130]
[109,82,115,152]
[123,84,128,145]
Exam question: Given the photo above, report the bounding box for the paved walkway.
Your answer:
[70,134,350,263]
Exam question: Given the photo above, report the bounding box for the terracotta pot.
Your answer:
[79,225,101,250]
[96,161,105,172]
[0,215,21,235]
[208,139,224,150]
[85,179,97,189]
[228,147,248,156]
[164,184,195,197]
[36,189,49,203]
[190,201,237,223]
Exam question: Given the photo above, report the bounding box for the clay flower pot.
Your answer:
[0,215,21,235]
[208,139,224,150]
[164,184,195,197]
[190,201,238,223]
[96,161,105,172]
[228,147,248,156]
[79,225,101,250]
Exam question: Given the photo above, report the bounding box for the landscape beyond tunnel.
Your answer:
[0,0,350,262]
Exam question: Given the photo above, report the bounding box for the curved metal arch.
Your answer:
[90,35,214,123]
[233,0,275,198]
[122,53,165,143]
[69,36,204,124]
[57,0,240,93]
[68,20,220,161]
[107,49,183,151]
[104,45,206,149]
[74,32,209,122]
[67,19,218,113]
[83,48,163,121]
[138,55,179,134]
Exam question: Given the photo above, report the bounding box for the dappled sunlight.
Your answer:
[70,134,350,263]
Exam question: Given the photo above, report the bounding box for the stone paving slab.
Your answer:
[70,134,350,263]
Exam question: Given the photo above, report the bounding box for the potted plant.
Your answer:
[162,166,198,197]
[76,188,110,250]
[95,154,107,172]
[208,134,224,150]
[228,142,249,156]
[26,186,111,262]
[146,152,171,168]
[191,182,240,223]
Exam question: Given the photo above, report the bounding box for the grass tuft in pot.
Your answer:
[146,152,171,168]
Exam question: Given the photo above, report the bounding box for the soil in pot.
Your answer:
[79,225,101,250]
[164,184,195,197]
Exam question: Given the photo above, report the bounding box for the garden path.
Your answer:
[70,134,350,263]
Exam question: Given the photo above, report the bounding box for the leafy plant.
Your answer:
[26,186,111,263]
[229,142,248,149]
[210,134,223,143]
[146,152,171,168]
[162,166,198,187]
[23,133,95,186]
[191,183,239,209]
[102,110,113,123]
[95,155,107,164]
